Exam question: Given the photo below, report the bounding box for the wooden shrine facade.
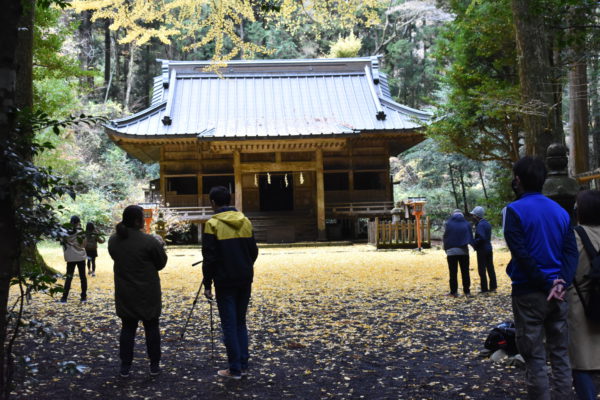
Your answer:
[106,57,430,241]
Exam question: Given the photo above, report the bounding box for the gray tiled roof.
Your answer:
[108,57,430,139]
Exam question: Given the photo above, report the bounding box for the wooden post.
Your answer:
[234,150,243,211]
[159,146,166,204]
[316,148,326,240]
[197,145,203,206]
[197,174,203,206]
[374,217,379,246]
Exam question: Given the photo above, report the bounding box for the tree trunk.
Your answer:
[478,166,489,201]
[568,56,589,175]
[78,10,93,88]
[104,19,111,84]
[590,54,600,172]
[511,0,564,157]
[457,164,469,214]
[448,164,460,210]
[124,43,137,111]
[0,0,24,396]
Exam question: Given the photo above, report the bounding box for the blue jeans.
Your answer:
[215,284,251,375]
[573,370,598,400]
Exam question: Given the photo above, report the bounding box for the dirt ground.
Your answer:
[10,244,531,399]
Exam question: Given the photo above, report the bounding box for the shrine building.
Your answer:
[106,57,431,242]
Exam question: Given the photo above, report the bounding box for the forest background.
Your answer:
[30,0,600,232]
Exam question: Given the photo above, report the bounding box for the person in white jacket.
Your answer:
[60,215,88,303]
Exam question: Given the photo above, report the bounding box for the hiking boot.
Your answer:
[150,363,161,376]
[120,364,131,378]
[91,272,96,277]
[445,292,458,298]
[59,297,67,303]
[80,297,87,303]
[217,369,241,380]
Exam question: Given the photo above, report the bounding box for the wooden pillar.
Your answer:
[348,142,354,201]
[234,150,243,211]
[385,143,393,202]
[159,146,166,204]
[197,174,203,206]
[197,144,203,206]
[316,148,326,240]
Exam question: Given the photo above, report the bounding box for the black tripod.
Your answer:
[180,260,216,359]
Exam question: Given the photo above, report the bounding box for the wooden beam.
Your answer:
[316,148,326,240]
[239,161,316,173]
[234,151,243,211]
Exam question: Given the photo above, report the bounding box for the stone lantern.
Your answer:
[542,143,580,223]
[390,201,404,224]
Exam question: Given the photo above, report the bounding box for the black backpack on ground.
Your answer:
[484,321,518,356]
[573,226,600,323]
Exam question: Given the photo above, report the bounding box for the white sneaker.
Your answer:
[217,369,241,380]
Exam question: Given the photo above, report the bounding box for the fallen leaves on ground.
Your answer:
[11,244,527,399]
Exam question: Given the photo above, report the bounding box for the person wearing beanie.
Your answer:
[471,206,497,293]
[442,209,474,297]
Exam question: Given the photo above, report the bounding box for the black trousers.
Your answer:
[86,257,96,273]
[476,250,497,292]
[447,255,470,295]
[62,261,87,301]
[119,318,161,366]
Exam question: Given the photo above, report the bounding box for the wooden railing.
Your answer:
[368,217,431,249]
[163,206,213,221]
[327,201,395,216]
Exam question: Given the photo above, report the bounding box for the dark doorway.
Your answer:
[259,173,294,211]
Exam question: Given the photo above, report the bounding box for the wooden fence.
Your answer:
[368,217,431,249]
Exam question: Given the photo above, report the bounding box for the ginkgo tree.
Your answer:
[71,0,383,109]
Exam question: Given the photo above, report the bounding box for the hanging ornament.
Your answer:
[299,172,304,185]
[254,174,258,187]
[267,172,271,185]
[284,173,289,187]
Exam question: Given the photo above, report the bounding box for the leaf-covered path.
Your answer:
[13,245,527,399]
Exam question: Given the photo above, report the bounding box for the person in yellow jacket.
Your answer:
[202,186,258,380]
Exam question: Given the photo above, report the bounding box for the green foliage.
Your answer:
[328,32,362,58]
[427,0,521,166]
[57,189,113,229]
[382,22,441,109]
[33,4,93,116]
[393,139,508,229]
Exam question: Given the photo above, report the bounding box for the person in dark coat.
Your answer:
[85,222,104,277]
[203,186,258,380]
[108,205,168,378]
[471,206,497,293]
[443,209,474,297]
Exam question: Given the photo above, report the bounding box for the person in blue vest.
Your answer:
[504,156,578,399]
[442,209,474,297]
[470,206,497,293]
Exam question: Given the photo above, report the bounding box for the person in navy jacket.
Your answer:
[504,156,578,400]
[471,206,497,293]
[442,210,474,297]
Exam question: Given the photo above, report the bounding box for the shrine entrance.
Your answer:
[259,173,294,212]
